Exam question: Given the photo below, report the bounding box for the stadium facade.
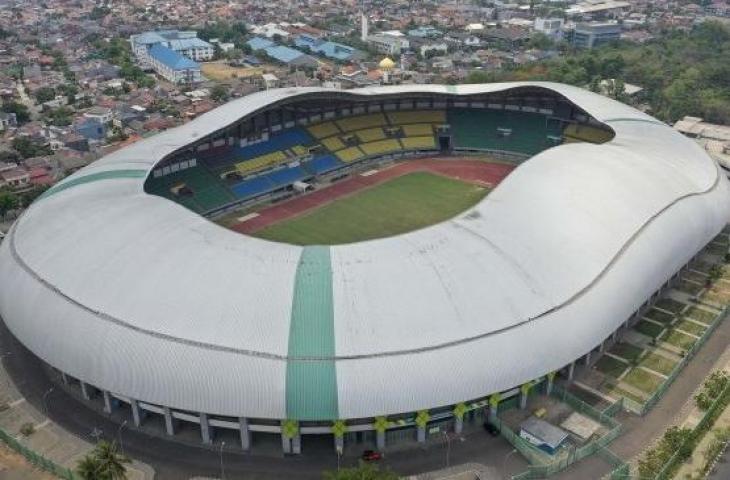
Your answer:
[1,83,729,453]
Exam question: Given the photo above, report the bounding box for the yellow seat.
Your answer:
[563,124,613,144]
[335,146,365,163]
[388,110,446,125]
[321,136,346,152]
[291,145,308,156]
[308,122,340,139]
[355,127,386,143]
[401,136,436,150]
[336,113,387,132]
[360,139,401,156]
[236,151,287,174]
[401,124,435,136]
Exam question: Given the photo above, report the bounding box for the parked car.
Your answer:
[361,450,383,461]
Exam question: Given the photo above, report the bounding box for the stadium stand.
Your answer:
[146,166,234,213]
[235,151,288,174]
[321,136,346,151]
[388,110,446,125]
[231,176,275,199]
[449,109,561,155]
[305,155,343,174]
[355,127,387,143]
[401,124,435,137]
[360,139,402,156]
[563,124,614,144]
[308,122,340,139]
[266,166,309,186]
[336,113,387,132]
[336,146,366,163]
[400,136,437,150]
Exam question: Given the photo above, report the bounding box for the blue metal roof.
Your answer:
[293,34,356,61]
[264,45,304,63]
[133,31,167,45]
[247,37,275,51]
[149,44,200,70]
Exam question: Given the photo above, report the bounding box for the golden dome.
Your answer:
[379,57,396,70]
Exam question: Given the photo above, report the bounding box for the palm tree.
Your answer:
[76,453,103,480]
[95,441,130,480]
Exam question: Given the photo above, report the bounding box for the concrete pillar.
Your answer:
[567,362,575,381]
[417,426,426,443]
[334,435,344,453]
[611,330,618,342]
[164,407,175,436]
[239,417,251,451]
[520,391,528,409]
[281,434,292,454]
[103,391,113,414]
[291,433,301,455]
[489,404,498,420]
[376,430,386,450]
[61,372,69,385]
[599,341,605,353]
[546,376,554,396]
[584,351,592,366]
[130,399,142,427]
[80,381,91,400]
[454,417,463,435]
[200,412,212,444]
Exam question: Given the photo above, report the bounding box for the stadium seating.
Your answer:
[563,124,614,144]
[321,136,346,151]
[448,109,561,156]
[401,124,435,136]
[355,127,386,143]
[308,122,341,139]
[266,166,309,187]
[336,146,366,163]
[336,113,387,132]
[231,176,275,199]
[400,136,436,150]
[291,145,308,156]
[146,166,234,213]
[305,155,344,174]
[235,151,288,175]
[388,110,446,125]
[360,139,402,157]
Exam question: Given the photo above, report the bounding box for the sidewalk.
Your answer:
[0,354,155,480]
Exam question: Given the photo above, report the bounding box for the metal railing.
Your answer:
[0,428,77,480]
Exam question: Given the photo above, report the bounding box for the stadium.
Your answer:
[1,82,729,454]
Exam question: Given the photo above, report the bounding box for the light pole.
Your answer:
[502,448,518,476]
[117,420,127,456]
[220,441,226,480]
[42,387,54,417]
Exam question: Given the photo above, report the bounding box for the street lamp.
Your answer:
[117,420,128,456]
[220,441,226,480]
[42,387,54,417]
[502,448,518,476]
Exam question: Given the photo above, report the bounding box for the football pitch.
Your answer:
[251,171,488,245]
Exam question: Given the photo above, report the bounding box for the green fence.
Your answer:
[495,386,623,479]
[624,303,729,416]
[0,428,77,479]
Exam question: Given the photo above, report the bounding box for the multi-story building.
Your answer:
[534,18,564,41]
[130,30,214,68]
[365,32,410,55]
[567,22,621,49]
[147,44,202,85]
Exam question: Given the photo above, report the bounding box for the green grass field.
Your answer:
[252,172,488,245]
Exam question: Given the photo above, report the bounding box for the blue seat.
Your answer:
[231,176,275,198]
[306,155,343,174]
[266,166,308,187]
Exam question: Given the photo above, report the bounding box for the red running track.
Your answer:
[230,158,515,234]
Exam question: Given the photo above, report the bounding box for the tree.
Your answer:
[323,461,398,480]
[210,84,229,102]
[0,192,19,220]
[34,87,56,104]
[11,137,52,159]
[76,441,130,480]
[2,101,30,124]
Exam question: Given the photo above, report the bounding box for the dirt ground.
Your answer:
[201,62,264,81]
[0,444,56,480]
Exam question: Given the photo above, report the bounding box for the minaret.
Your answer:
[360,1,368,41]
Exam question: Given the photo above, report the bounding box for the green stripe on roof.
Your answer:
[40,169,147,200]
[286,246,338,421]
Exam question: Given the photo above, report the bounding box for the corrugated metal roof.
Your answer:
[149,44,199,70]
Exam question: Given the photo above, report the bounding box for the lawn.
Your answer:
[663,330,697,350]
[608,342,645,363]
[594,355,629,379]
[638,352,677,376]
[634,320,665,339]
[252,172,488,245]
[674,319,706,337]
[604,381,647,404]
[644,308,675,325]
[682,270,708,284]
[654,298,687,315]
[684,307,717,326]
[622,368,665,394]
[676,280,704,296]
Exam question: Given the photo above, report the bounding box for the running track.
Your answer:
[230,158,515,234]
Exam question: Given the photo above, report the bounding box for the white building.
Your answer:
[366,33,410,55]
[534,18,564,41]
[130,30,214,68]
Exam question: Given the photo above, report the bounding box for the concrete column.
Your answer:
[417,425,426,443]
[376,431,386,450]
[281,434,292,454]
[200,412,212,444]
[291,433,301,455]
[130,399,142,427]
[520,391,528,409]
[454,417,463,435]
[239,417,251,451]
[599,341,605,353]
[80,381,91,400]
[334,435,344,453]
[103,391,113,414]
[489,404,498,420]
[163,407,175,436]
[611,330,618,342]
[584,351,592,366]
[567,362,575,381]
[61,372,69,385]
[546,376,554,396]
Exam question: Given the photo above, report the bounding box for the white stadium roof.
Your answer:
[1,82,729,421]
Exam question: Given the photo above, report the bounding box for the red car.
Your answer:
[361,450,382,461]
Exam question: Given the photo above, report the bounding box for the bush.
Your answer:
[19,423,35,436]
[695,371,729,410]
